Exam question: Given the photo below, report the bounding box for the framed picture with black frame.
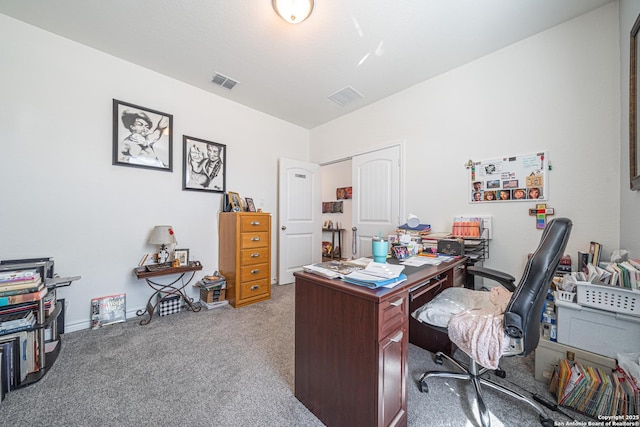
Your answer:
[182,135,226,193]
[245,197,256,212]
[112,99,173,172]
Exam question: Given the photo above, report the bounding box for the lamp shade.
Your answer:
[148,225,177,245]
[272,0,314,24]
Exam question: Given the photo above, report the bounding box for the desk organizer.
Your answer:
[576,282,639,316]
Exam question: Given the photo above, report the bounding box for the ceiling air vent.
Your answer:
[211,72,238,90]
[328,86,363,106]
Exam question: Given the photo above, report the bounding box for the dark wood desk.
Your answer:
[134,262,203,325]
[294,257,466,427]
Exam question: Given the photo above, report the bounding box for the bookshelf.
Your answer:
[0,262,78,396]
[322,228,344,260]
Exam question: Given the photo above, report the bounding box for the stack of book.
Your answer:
[195,275,227,309]
[0,311,36,335]
[555,255,572,278]
[0,270,47,314]
[551,360,638,417]
[0,269,48,395]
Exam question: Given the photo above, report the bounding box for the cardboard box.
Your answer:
[534,337,616,384]
[200,287,225,304]
[555,299,640,358]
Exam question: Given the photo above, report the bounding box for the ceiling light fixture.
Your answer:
[272,0,314,24]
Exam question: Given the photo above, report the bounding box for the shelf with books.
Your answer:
[0,261,78,397]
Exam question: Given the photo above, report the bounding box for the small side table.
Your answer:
[134,262,203,325]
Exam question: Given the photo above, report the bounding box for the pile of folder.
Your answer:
[342,262,407,289]
[550,359,638,417]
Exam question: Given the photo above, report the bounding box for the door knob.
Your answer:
[281,226,287,230]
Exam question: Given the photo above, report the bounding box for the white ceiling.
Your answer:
[0,0,614,129]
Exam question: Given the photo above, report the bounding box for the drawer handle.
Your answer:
[389,331,403,343]
[251,253,260,258]
[251,285,260,291]
[251,221,261,226]
[251,237,260,241]
[390,298,404,307]
[251,269,260,274]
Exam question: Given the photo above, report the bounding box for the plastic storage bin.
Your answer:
[576,282,639,316]
[555,299,640,358]
[534,337,616,384]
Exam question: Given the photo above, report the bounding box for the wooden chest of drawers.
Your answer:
[218,212,271,308]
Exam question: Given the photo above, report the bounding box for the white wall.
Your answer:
[0,15,309,331]
[619,0,640,257]
[311,3,622,278]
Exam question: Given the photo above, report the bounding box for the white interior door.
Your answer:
[278,158,321,285]
[352,146,401,258]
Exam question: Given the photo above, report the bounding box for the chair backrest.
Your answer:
[503,217,572,355]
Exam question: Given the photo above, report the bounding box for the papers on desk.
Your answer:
[342,262,407,289]
[302,260,361,279]
[400,255,455,267]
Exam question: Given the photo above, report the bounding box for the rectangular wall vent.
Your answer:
[211,72,238,90]
[328,86,363,106]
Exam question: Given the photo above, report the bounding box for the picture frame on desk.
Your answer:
[112,99,172,172]
[182,135,226,193]
[174,249,189,266]
[245,197,256,212]
[228,192,242,211]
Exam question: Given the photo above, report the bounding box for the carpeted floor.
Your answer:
[0,284,591,426]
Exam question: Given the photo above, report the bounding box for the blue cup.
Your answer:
[372,239,388,263]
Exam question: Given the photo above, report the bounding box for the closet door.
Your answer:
[351,145,401,257]
[278,158,321,284]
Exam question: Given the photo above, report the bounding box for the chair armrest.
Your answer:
[467,266,516,291]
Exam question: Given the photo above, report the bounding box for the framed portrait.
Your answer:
[112,99,173,171]
[245,197,256,212]
[182,135,226,193]
[174,249,189,266]
[228,191,242,211]
[631,11,640,190]
[322,202,332,213]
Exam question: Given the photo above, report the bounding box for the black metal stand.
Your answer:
[134,263,203,325]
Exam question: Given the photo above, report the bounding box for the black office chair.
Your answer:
[412,217,572,427]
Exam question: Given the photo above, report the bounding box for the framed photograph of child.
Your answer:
[245,198,256,212]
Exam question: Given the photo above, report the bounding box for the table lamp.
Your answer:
[148,225,177,264]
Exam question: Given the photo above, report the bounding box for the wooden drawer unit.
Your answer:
[219,212,272,308]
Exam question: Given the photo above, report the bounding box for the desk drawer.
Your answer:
[453,264,466,288]
[239,278,270,300]
[240,263,269,282]
[240,232,269,249]
[241,248,269,266]
[380,294,408,339]
[240,215,269,232]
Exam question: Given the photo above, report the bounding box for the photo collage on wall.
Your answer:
[470,152,548,203]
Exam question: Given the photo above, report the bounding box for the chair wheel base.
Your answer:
[495,369,506,378]
[434,354,444,365]
[419,380,429,393]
